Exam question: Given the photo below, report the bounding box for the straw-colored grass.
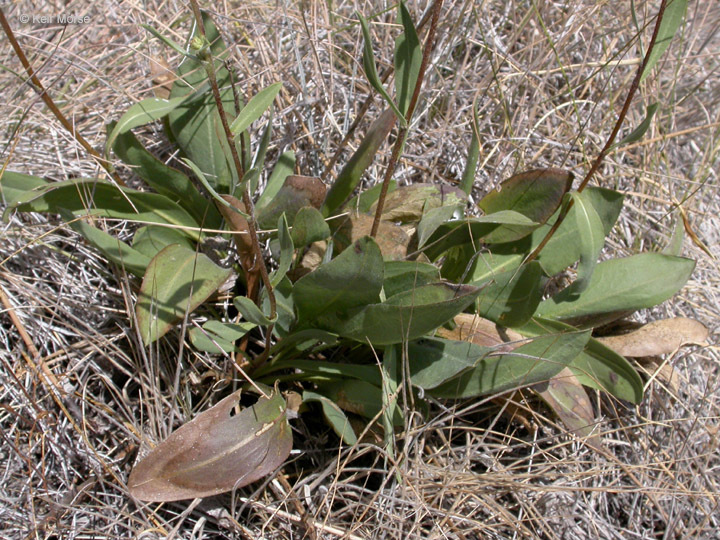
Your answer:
[1,1,718,538]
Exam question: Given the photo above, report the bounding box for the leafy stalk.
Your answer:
[370,0,444,238]
[187,0,276,366]
[525,0,669,264]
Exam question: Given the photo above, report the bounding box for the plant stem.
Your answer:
[0,9,124,186]
[188,1,276,363]
[370,0,443,237]
[525,0,668,264]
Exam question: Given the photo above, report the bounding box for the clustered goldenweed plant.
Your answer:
[0,0,708,506]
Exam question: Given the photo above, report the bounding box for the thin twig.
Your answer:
[370,0,443,237]
[525,0,669,264]
[187,1,276,365]
[0,8,124,186]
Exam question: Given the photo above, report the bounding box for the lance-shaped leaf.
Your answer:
[318,379,403,425]
[189,320,256,354]
[428,330,591,399]
[569,190,605,293]
[293,236,384,324]
[321,109,396,216]
[383,260,440,298]
[257,175,326,229]
[230,82,282,136]
[640,0,688,82]
[257,151,295,211]
[0,171,48,207]
[478,168,574,225]
[136,244,232,344]
[303,391,357,445]
[612,103,659,150]
[5,178,201,239]
[408,337,495,390]
[129,388,292,502]
[394,1,421,116]
[474,261,544,327]
[537,253,695,323]
[328,282,482,345]
[132,225,194,259]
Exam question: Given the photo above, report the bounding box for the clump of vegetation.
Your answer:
[1,0,706,507]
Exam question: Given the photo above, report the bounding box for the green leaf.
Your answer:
[382,260,440,298]
[381,345,401,453]
[640,0,688,82]
[537,253,695,322]
[189,320,256,354]
[293,236,384,324]
[132,225,194,259]
[429,330,591,399]
[105,96,187,157]
[408,337,494,390]
[394,1,421,116]
[271,359,380,386]
[517,317,643,404]
[6,178,201,240]
[129,387,292,502]
[290,206,330,247]
[251,107,274,194]
[613,103,659,149]
[262,276,295,337]
[136,244,232,344]
[569,191,605,293]
[417,204,464,248]
[357,13,406,126]
[257,175,326,229]
[229,83,282,136]
[257,151,295,211]
[270,214,294,287]
[478,168,574,225]
[321,109,396,216]
[59,209,150,277]
[168,12,236,192]
[303,391,357,444]
[110,127,221,228]
[142,23,197,59]
[474,261,544,327]
[345,180,397,214]
[459,99,480,195]
[234,295,276,326]
[319,379,403,424]
[330,283,482,345]
[0,171,48,207]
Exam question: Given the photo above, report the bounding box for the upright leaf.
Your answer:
[129,387,292,502]
[136,244,232,344]
[569,191,605,293]
[257,151,295,211]
[303,391,357,445]
[270,214,294,286]
[229,83,283,136]
[394,1,421,116]
[474,261,544,327]
[640,0,688,82]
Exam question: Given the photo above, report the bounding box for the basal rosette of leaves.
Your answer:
[0,1,703,503]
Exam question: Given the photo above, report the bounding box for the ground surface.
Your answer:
[1,1,718,538]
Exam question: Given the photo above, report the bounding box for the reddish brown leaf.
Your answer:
[129,387,292,502]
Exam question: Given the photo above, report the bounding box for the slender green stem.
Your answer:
[0,9,125,185]
[370,0,443,237]
[525,0,668,264]
[188,1,276,363]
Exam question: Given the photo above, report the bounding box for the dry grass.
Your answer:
[1,0,718,538]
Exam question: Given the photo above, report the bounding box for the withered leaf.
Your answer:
[369,183,467,223]
[335,213,410,260]
[435,312,523,350]
[129,388,292,502]
[596,317,709,358]
[257,175,327,228]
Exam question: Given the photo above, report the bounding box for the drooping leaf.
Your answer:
[318,379,403,424]
[329,283,482,345]
[417,204,465,248]
[382,260,440,298]
[0,171,48,207]
[429,330,591,399]
[356,13,406,125]
[321,109,396,216]
[408,337,495,390]
[533,367,602,451]
[257,175,326,229]
[368,183,467,223]
[268,359,380,386]
[189,320,256,354]
[168,12,236,192]
[105,96,187,157]
[6,178,200,239]
[537,253,695,323]
[111,127,220,228]
[474,261,544,327]
[129,387,292,502]
[613,103,659,149]
[257,151,295,211]
[303,391,357,445]
[59,209,150,277]
[234,295,276,326]
[394,1,422,116]
[478,168,574,225]
[132,225,194,259]
[229,82,282,136]
[136,244,232,344]
[290,206,330,247]
[293,236,384,324]
[596,317,708,357]
[640,0,688,82]
[569,190,606,293]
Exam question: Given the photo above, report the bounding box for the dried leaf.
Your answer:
[435,312,523,349]
[596,317,708,357]
[149,56,174,99]
[336,213,410,260]
[217,195,259,300]
[129,387,292,502]
[257,175,327,229]
[369,183,467,223]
